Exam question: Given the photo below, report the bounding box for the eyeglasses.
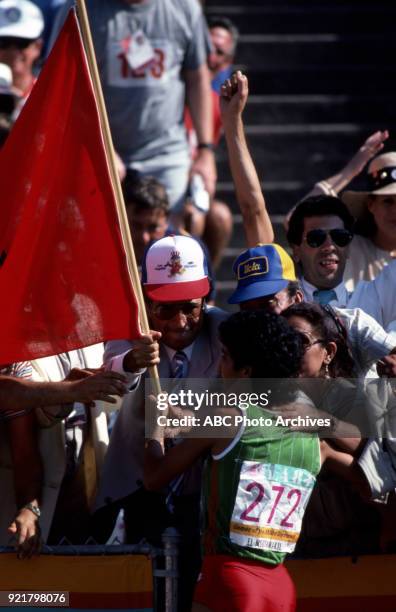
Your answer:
[0,37,33,50]
[149,301,203,321]
[213,46,228,57]
[304,228,353,248]
[298,331,325,352]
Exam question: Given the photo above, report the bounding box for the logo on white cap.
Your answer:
[0,0,44,40]
[143,235,210,302]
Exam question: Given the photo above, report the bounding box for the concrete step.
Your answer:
[205,5,396,35]
[207,0,390,8]
[215,126,396,186]
[216,182,306,217]
[242,66,396,95]
[245,94,396,125]
[236,35,396,69]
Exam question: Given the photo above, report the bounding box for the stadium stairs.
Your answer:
[204,0,396,309]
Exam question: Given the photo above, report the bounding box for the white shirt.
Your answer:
[299,278,396,378]
[344,235,395,291]
[300,260,396,332]
[334,308,396,379]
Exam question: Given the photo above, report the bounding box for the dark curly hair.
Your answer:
[287,195,355,246]
[282,302,356,377]
[219,311,304,378]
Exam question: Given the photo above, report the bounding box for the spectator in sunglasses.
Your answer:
[221,71,396,345]
[287,195,355,301]
[207,16,239,94]
[95,235,227,610]
[287,195,396,329]
[0,0,44,116]
[284,130,393,292]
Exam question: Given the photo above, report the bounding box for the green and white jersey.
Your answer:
[202,404,321,565]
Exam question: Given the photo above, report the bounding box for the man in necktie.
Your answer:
[313,288,338,306]
[97,234,227,611]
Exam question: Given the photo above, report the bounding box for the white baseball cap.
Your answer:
[142,235,210,302]
[0,0,44,40]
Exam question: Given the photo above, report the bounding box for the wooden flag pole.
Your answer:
[75,0,161,394]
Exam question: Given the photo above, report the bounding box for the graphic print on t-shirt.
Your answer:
[107,34,173,87]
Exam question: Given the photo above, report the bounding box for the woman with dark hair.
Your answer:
[144,310,355,611]
[282,302,381,557]
[283,301,355,379]
[342,152,396,290]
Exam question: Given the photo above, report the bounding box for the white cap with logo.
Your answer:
[0,0,44,40]
[142,235,210,302]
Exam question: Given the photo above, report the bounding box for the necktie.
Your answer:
[171,350,189,379]
[167,350,189,509]
[313,289,337,305]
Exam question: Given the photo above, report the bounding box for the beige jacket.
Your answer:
[0,344,108,544]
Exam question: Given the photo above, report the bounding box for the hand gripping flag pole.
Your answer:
[74,0,161,394]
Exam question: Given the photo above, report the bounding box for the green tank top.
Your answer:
[202,404,321,565]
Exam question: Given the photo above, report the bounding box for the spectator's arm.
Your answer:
[185,63,217,197]
[220,71,274,246]
[0,372,127,414]
[285,130,389,228]
[6,411,42,558]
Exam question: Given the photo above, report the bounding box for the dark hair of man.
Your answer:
[219,310,304,379]
[207,16,239,55]
[286,195,355,246]
[122,170,170,214]
[282,302,355,378]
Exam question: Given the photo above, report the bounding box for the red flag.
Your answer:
[0,10,141,365]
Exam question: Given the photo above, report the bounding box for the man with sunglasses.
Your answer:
[287,194,396,330]
[0,0,44,114]
[220,72,396,377]
[95,234,226,610]
[222,71,396,334]
[287,195,355,305]
[208,16,238,95]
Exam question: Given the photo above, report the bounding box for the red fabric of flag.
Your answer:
[0,10,141,365]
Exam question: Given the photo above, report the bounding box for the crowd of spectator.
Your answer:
[1,1,396,611]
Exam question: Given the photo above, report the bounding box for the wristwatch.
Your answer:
[23,503,41,519]
[197,142,215,152]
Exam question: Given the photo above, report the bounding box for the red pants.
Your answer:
[194,554,296,612]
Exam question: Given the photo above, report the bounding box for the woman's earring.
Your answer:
[325,363,330,378]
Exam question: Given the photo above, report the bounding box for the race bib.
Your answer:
[230,461,316,553]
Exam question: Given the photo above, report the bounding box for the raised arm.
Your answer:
[285,129,389,227]
[220,71,274,246]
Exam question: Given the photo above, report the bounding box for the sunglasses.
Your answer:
[213,46,228,57]
[304,228,353,248]
[298,331,325,352]
[149,301,203,321]
[0,37,32,50]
